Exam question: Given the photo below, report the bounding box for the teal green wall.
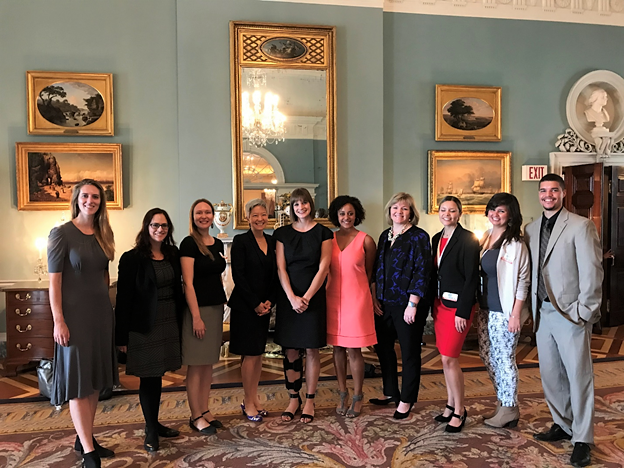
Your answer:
[175,0,384,237]
[1,0,624,293]
[383,13,624,234]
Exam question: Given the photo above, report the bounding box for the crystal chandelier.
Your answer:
[241,73,286,147]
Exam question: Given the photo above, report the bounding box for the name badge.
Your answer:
[442,292,458,302]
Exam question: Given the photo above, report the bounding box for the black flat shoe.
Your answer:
[393,403,414,420]
[202,409,223,429]
[570,442,591,467]
[533,423,572,442]
[154,423,179,438]
[189,416,217,435]
[369,396,399,406]
[74,436,115,458]
[434,404,455,423]
[445,408,467,433]
[143,428,159,452]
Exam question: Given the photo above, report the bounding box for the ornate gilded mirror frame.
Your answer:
[230,21,337,229]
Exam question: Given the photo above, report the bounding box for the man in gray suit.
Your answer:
[525,173,603,468]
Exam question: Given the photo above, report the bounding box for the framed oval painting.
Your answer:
[27,71,114,136]
[435,85,501,141]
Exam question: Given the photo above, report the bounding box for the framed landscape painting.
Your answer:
[27,71,114,136]
[428,150,511,214]
[16,142,123,211]
[435,85,501,141]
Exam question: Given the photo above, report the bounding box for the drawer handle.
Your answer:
[16,343,32,352]
[15,293,32,301]
[15,308,32,317]
[16,324,32,333]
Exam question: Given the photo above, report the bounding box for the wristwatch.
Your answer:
[408,301,416,308]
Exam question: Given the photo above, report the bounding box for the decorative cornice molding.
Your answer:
[261,0,624,26]
[385,0,624,26]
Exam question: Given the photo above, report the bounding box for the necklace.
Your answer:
[388,225,409,243]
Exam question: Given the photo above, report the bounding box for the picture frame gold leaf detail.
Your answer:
[428,150,511,214]
[16,142,123,211]
[27,71,114,136]
[436,85,501,142]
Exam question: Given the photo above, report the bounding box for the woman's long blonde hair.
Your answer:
[189,198,215,260]
[70,179,115,260]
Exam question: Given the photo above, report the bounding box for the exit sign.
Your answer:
[522,165,547,181]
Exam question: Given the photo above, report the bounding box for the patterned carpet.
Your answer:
[2,361,624,467]
[3,323,624,401]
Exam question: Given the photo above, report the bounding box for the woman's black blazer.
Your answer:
[115,247,185,346]
[430,224,480,320]
[228,230,278,311]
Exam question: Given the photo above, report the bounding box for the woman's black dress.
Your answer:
[273,223,333,349]
[228,230,277,356]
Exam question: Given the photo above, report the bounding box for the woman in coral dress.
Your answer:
[326,195,377,418]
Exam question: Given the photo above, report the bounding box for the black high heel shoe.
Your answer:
[74,436,114,458]
[143,427,159,452]
[393,403,414,420]
[434,404,455,423]
[445,408,467,433]
[82,450,101,468]
[202,409,223,429]
[300,393,316,424]
[189,415,217,435]
[281,392,302,422]
[369,396,399,406]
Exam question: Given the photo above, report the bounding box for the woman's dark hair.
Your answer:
[484,192,523,248]
[439,195,462,214]
[134,208,177,260]
[328,195,366,227]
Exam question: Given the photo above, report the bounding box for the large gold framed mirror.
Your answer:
[230,21,336,229]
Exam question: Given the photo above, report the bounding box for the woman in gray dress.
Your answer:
[48,179,117,468]
[115,208,184,452]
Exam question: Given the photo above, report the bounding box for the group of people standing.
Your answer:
[48,173,602,468]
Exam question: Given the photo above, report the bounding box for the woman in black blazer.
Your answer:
[228,199,277,422]
[115,208,185,452]
[430,196,480,433]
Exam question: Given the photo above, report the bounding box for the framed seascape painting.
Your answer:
[16,142,123,211]
[435,85,501,141]
[27,71,114,136]
[428,150,511,214]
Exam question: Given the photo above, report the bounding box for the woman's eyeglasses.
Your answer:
[149,223,169,230]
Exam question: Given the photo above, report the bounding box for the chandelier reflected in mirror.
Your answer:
[242,71,286,147]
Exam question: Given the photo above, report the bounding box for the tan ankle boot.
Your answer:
[484,405,519,428]
[483,400,501,420]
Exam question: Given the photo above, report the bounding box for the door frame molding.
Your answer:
[550,152,624,174]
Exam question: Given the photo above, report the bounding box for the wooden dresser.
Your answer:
[2,282,54,376]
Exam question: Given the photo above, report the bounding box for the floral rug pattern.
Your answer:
[3,386,624,467]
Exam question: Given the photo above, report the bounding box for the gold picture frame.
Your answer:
[435,85,501,141]
[428,150,511,214]
[230,21,337,229]
[16,142,123,211]
[27,71,114,136]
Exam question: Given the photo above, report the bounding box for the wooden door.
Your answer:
[563,163,603,237]
[603,166,624,327]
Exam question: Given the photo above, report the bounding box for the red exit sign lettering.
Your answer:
[522,165,547,181]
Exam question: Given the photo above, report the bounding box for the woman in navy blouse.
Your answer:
[370,192,432,419]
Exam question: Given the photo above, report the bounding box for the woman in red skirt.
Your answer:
[431,196,480,433]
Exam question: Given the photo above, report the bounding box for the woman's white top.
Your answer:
[480,230,530,324]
